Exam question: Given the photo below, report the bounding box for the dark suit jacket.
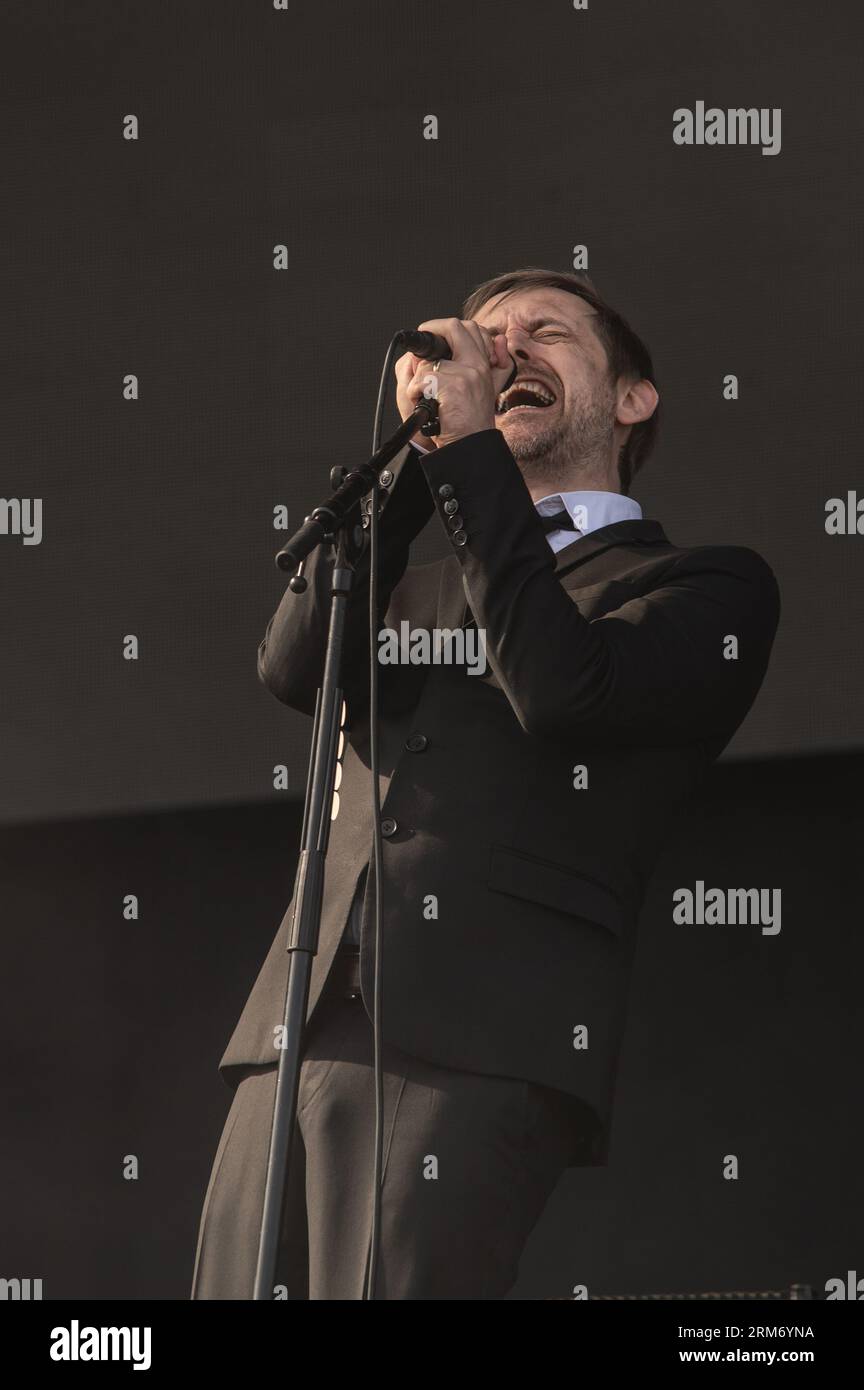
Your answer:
[220,428,780,1163]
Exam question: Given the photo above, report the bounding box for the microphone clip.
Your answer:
[418,399,441,437]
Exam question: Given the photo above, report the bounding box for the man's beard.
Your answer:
[502,383,618,492]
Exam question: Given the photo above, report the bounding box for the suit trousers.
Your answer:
[191,950,592,1300]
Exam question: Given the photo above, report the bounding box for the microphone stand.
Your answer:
[252,395,438,1300]
[272,401,437,576]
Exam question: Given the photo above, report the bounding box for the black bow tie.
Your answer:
[537,507,580,536]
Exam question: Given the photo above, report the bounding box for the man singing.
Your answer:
[192,267,780,1300]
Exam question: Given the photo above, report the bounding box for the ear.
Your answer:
[616,377,658,428]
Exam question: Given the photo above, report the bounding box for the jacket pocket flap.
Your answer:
[488,845,625,937]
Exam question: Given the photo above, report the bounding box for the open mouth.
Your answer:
[495,377,558,416]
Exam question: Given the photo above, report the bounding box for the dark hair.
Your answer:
[461,267,659,493]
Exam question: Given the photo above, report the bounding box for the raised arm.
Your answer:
[418,429,780,747]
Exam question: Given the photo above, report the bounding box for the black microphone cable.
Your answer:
[360,328,511,1298]
[362,332,403,1301]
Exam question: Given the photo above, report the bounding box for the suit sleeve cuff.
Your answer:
[417,428,550,561]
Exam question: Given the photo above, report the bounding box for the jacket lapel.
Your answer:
[436,555,472,631]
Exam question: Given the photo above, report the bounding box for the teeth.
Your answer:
[496,379,556,413]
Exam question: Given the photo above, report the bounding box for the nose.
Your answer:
[505,326,533,361]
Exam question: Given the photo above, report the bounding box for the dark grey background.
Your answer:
[2,0,863,824]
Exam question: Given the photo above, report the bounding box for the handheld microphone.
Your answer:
[395,329,452,360]
[395,328,518,392]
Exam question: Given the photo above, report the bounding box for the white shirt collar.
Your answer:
[535,489,643,554]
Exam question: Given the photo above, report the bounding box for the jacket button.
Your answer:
[443,498,459,515]
[448,514,464,530]
[438,484,455,500]
[405,733,428,753]
[379,469,393,487]
[381,817,398,838]
[452,529,468,546]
